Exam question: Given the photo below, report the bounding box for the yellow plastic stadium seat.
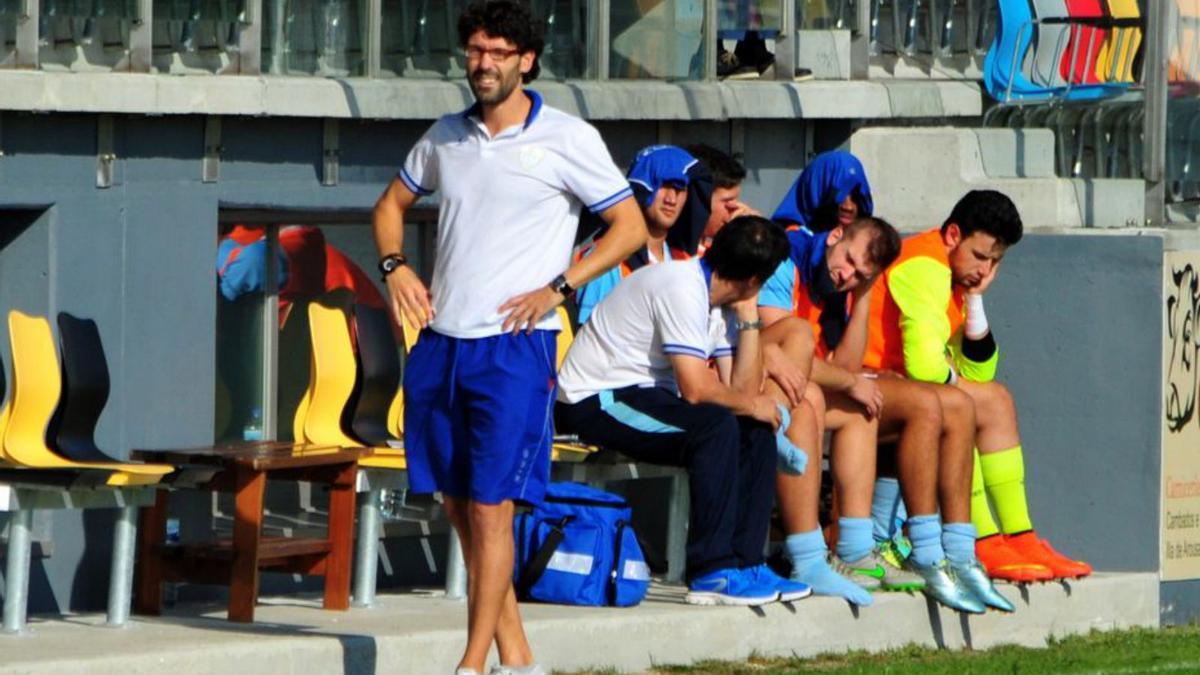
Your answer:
[385,313,421,438]
[0,402,13,463]
[555,306,573,371]
[304,303,407,471]
[550,306,598,462]
[1097,0,1141,83]
[5,311,172,486]
[304,303,361,448]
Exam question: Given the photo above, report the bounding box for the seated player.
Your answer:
[863,189,1091,582]
[760,152,1012,612]
[556,216,812,606]
[575,145,698,323]
[684,143,761,254]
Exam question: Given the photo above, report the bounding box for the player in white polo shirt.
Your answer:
[556,216,814,607]
[371,3,646,674]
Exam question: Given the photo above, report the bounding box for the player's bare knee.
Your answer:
[977,381,1017,424]
[941,385,977,432]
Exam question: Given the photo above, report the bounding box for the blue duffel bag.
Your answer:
[513,482,651,607]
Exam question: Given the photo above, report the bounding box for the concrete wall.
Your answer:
[0,111,1178,620]
[986,233,1163,572]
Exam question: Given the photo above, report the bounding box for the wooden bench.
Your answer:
[133,442,367,623]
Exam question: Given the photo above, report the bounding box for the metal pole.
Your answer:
[591,0,609,79]
[128,0,153,72]
[352,488,381,607]
[15,0,38,69]
[261,224,280,440]
[853,0,872,78]
[106,504,137,627]
[1143,0,1169,226]
[444,527,467,600]
[3,509,33,633]
[773,0,795,82]
[703,0,717,80]
[364,0,381,77]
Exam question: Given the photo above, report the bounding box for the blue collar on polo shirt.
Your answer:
[461,90,544,131]
[699,257,713,290]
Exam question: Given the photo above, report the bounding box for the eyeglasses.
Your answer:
[463,45,521,61]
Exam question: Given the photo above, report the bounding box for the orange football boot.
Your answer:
[976,534,1054,582]
[1004,531,1092,579]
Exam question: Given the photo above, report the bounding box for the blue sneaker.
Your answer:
[744,563,813,602]
[685,567,779,606]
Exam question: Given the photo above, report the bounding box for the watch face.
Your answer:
[383,259,398,273]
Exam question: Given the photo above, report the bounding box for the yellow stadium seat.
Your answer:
[304,302,364,448]
[4,311,173,486]
[550,306,597,462]
[1097,0,1141,83]
[303,302,406,470]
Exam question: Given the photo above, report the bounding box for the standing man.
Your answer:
[373,3,646,674]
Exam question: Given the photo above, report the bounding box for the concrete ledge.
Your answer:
[0,71,982,121]
[850,126,1145,230]
[0,573,1157,674]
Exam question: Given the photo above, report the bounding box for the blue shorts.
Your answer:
[403,329,556,505]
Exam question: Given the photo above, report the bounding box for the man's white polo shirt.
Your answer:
[557,258,735,404]
[399,90,633,339]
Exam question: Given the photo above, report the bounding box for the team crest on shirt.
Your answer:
[519,146,546,170]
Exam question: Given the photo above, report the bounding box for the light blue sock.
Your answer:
[870,478,902,543]
[907,514,945,567]
[894,497,909,538]
[942,522,978,565]
[785,529,873,606]
[836,517,874,563]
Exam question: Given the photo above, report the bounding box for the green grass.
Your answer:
[561,625,1200,675]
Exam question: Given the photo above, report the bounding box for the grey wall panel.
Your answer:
[740,120,809,216]
[337,121,429,184]
[1162,579,1200,624]
[220,118,326,185]
[119,185,218,451]
[988,234,1163,572]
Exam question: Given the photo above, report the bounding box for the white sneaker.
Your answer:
[488,664,547,675]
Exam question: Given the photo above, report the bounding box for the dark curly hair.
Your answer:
[704,215,790,285]
[458,1,544,84]
[942,189,1023,247]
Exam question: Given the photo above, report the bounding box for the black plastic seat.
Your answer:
[55,312,123,462]
[350,304,402,447]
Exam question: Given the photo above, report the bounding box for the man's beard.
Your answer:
[469,66,520,104]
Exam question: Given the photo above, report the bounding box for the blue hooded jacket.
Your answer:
[772,151,873,232]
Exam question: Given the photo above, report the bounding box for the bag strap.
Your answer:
[516,516,571,598]
[607,520,629,605]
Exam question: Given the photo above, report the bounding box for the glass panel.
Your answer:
[533,0,589,79]
[379,1,589,80]
[610,0,708,79]
[215,224,270,444]
[0,0,18,66]
[1169,1,1200,214]
[262,0,366,76]
[38,0,136,71]
[798,0,853,30]
[151,0,244,73]
[379,0,466,78]
[215,219,433,443]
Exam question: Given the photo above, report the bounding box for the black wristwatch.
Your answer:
[548,273,575,298]
[378,253,407,281]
